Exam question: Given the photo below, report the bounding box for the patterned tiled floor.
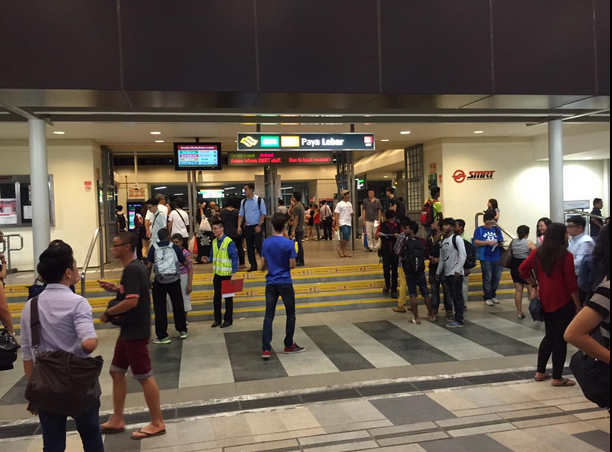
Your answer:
[2,380,609,451]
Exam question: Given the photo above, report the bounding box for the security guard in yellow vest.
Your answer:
[203,219,239,328]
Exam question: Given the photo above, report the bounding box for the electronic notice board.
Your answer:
[229,152,333,166]
[174,143,222,171]
[237,133,375,152]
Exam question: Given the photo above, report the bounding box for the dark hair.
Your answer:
[594,198,603,206]
[431,187,441,198]
[407,220,420,235]
[169,202,177,211]
[117,205,124,212]
[368,188,375,193]
[386,186,395,195]
[37,243,75,284]
[517,225,530,240]
[146,197,159,207]
[488,198,499,210]
[278,199,285,206]
[245,183,255,191]
[456,219,466,231]
[157,228,170,241]
[211,219,225,229]
[592,224,611,280]
[443,218,456,228]
[176,198,185,209]
[228,196,241,209]
[271,213,290,232]
[118,231,138,252]
[293,192,302,202]
[321,200,327,205]
[385,210,397,220]
[484,213,496,223]
[171,233,184,243]
[49,239,72,252]
[567,215,587,229]
[537,217,552,238]
[537,223,568,277]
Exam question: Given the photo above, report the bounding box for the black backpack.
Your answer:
[453,235,477,270]
[404,237,427,274]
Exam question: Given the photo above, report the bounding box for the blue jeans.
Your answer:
[481,260,504,301]
[38,400,104,452]
[430,268,452,313]
[263,284,297,352]
[444,275,465,324]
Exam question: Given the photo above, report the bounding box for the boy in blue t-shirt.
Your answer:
[473,213,505,307]
[261,213,305,360]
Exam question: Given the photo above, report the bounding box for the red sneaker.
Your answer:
[262,351,271,360]
[284,344,306,354]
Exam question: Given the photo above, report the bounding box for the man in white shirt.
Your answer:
[145,198,168,243]
[168,198,190,248]
[568,215,596,277]
[333,190,354,258]
[320,200,333,241]
[146,194,168,240]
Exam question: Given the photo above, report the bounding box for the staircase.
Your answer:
[4,264,516,331]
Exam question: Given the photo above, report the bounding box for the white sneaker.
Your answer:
[485,299,495,307]
[492,298,501,304]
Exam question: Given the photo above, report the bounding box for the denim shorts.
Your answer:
[406,272,430,298]
[339,225,352,241]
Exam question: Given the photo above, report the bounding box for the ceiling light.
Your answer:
[474,131,485,134]
[154,186,167,190]
[381,139,390,142]
[150,131,162,135]
[224,187,236,191]
[400,131,411,135]
[155,140,165,143]
[53,131,65,135]
[384,176,389,178]
[583,157,593,160]
[174,193,184,196]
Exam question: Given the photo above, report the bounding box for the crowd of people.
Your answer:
[0,187,609,450]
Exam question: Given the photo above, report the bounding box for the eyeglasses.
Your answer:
[112,242,130,248]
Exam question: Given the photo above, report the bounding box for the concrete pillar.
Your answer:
[548,120,565,223]
[28,119,51,265]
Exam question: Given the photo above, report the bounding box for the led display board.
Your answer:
[237,133,375,152]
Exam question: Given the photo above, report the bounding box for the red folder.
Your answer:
[221,279,244,299]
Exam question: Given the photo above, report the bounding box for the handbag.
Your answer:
[529,255,545,322]
[499,239,514,269]
[25,296,104,417]
[200,218,212,233]
[0,324,20,372]
[571,350,610,409]
[105,298,129,327]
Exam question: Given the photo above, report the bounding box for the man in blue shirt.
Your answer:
[261,213,305,360]
[238,183,267,272]
[474,213,505,307]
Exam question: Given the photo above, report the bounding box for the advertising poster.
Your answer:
[0,199,18,225]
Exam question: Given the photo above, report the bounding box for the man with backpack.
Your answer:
[421,187,443,239]
[146,228,189,344]
[396,219,435,324]
[238,183,267,272]
[437,218,467,328]
[376,210,402,303]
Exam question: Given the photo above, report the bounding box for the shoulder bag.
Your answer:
[0,323,19,372]
[499,239,515,269]
[25,296,104,417]
[529,255,545,322]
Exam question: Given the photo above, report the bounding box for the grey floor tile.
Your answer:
[420,435,514,452]
[225,331,289,382]
[574,430,611,452]
[302,325,375,372]
[370,395,456,424]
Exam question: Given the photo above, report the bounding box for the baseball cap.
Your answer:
[341,190,350,196]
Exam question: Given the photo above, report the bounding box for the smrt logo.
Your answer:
[453,170,496,184]
[240,136,259,148]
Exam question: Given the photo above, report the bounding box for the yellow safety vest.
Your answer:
[212,236,234,276]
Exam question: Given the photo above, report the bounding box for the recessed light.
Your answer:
[384,176,389,178]
[154,186,167,190]
[400,131,411,135]
[53,131,65,135]
[381,139,390,142]
[150,131,162,135]
[155,140,165,143]
[474,131,485,134]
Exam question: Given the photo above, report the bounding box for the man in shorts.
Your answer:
[99,232,166,441]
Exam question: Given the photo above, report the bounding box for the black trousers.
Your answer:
[295,231,305,265]
[538,301,576,380]
[322,218,333,240]
[245,226,264,270]
[214,275,234,324]
[382,251,399,292]
[230,235,245,266]
[152,280,187,340]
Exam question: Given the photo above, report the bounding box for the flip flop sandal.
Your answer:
[410,318,422,325]
[535,373,552,382]
[552,378,576,388]
[131,429,167,441]
[101,427,125,435]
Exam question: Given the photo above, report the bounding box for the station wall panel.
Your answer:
[0,0,121,90]
[120,0,258,92]
[594,0,610,95]
[256,0,380,94]
[380,0,493,95]
[491,0,597,95]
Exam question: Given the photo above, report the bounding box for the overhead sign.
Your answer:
[229,152,333,166]
[237,133,375,151]
[453,170,496,184]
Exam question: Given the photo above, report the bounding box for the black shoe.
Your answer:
[296,263,305,267]
[262,265,268,273]
[247,268,258,273]
[220,322,233,329]
[211,322,222,328]
[391,291,399,299]
[383,287,390,294]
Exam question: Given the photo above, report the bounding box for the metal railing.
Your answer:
[0,234,24,274]
[474,212,516,242]
[80,227,104,297]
